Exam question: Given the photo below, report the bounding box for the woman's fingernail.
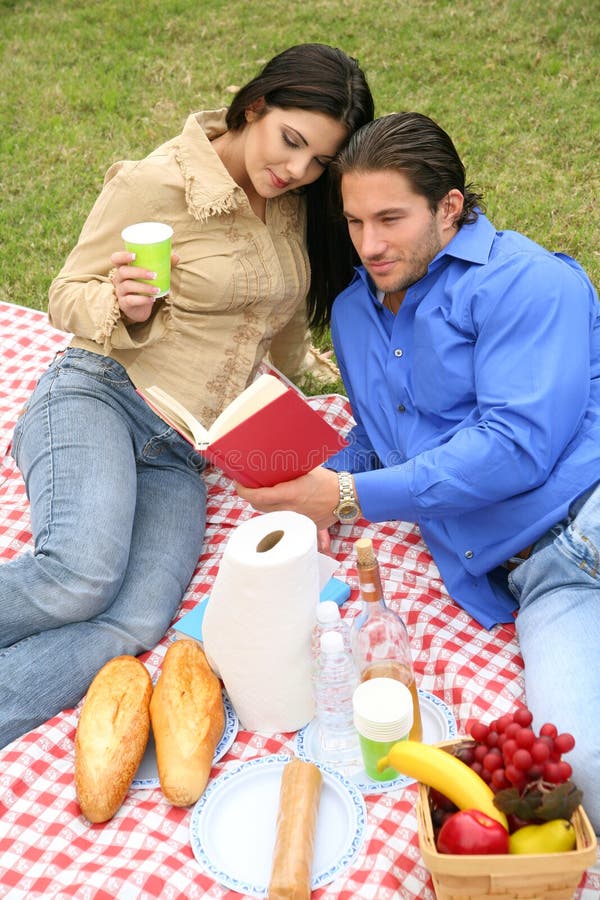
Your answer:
[148,271,157,280]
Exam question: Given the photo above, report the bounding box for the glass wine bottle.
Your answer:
[351,537,423,741]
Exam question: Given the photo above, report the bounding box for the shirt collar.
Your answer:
[176,108,247,221]
[439,212,496,266]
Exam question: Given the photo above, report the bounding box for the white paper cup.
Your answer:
[353,678,413,780]
[121,221,173,297]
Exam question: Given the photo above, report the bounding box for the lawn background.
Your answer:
[2,0,598,374]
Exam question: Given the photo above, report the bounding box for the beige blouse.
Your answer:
[48,109,311,427]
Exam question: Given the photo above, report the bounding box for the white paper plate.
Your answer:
[189,753,367,896]
[295,688,456,794]
[131,690,238,789]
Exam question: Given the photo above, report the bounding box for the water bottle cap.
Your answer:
[320,631,344,653]
[316,600,341,624]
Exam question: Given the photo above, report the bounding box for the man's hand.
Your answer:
[235,465,340,531]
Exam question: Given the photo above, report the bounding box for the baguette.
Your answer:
[268,758,323,900]
[150,639,224,807]
[74,655,152,823]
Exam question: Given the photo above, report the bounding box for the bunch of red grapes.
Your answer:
[457,707,575,794]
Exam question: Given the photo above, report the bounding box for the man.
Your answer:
[237,112,600,833]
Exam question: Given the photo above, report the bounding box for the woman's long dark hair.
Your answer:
[226,44,374,329]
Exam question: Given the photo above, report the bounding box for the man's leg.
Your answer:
[511,484,600,834]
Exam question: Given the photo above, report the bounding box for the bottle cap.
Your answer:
[352,677,413,740]
[315,600,341,625]
[320,631,344,654]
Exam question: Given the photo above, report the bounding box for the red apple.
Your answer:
[436,809,509,855]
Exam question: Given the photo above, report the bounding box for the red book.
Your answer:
[137,373,347,488]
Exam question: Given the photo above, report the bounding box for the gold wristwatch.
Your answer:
[333,471,362,524]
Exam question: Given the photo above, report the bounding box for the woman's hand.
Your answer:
[109,251,180,322]
[235,465,340,531]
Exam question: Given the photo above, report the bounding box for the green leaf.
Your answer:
[493,780,583,824]
[494,786,543,821]
[535,781,583,822]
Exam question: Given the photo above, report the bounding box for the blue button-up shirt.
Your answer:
[327,213,600,628]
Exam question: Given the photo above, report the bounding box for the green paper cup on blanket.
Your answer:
[353,677,413,780]
[121,221,173,297]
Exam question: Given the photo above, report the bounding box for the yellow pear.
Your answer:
[509,819,576,854]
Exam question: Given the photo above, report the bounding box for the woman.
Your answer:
[0,43,374,747]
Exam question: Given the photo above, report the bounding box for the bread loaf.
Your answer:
[74,655,152,823]
[268,758,323,900]
[150,639,224,807]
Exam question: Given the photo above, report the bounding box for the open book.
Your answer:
[137,373,347,488]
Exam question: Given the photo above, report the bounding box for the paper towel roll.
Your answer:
[202,511,319,732]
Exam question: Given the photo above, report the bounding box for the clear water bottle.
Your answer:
[313,631,362,774]
[310,600,352,668]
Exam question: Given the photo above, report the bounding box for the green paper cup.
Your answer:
[121,222,173,297]
[358,733,408,781]
[353,677,413,781]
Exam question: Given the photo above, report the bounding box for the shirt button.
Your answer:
[394,348,403,357]
[464,550,474,559]
[397,404,406,413]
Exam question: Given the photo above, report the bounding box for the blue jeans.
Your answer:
[0,349,207,747]
[509,481,600,834]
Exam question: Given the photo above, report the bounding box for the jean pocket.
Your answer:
[142,431,173,459]
[557,523,600,580]
[141,430,206,473]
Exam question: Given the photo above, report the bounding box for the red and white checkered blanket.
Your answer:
[0,301,598,899]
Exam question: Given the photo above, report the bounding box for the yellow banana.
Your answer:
[378,740,508,829]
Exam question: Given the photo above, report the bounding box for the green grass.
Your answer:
[2,0,598,365]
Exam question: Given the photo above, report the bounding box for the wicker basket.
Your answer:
[416,740,598,900]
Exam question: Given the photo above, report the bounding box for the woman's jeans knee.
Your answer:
[0,349,207,745]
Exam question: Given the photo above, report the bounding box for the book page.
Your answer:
[141,385,210,447]
[208,373,288,442]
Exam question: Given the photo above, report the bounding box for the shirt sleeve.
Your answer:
[325,320,382,473]
[48,161,172,352]
[352,254,596,523]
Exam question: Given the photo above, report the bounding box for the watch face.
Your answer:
[337,501,359,522]
[335,472,361,523]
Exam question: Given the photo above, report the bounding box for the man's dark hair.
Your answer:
[333,112,484,227]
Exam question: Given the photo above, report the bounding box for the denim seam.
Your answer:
[37,374,58,556]
[58,348,130,385]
